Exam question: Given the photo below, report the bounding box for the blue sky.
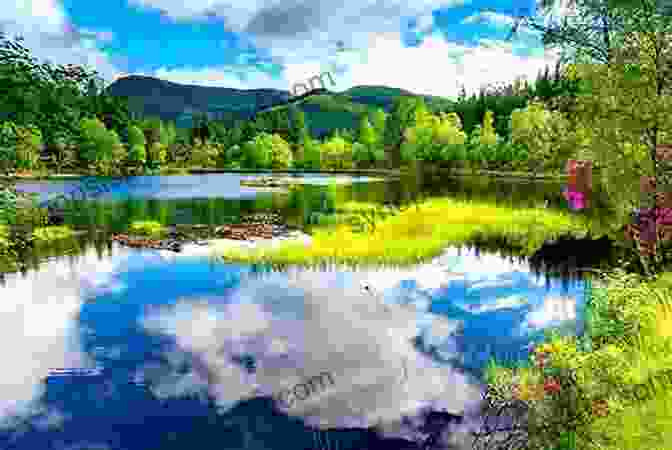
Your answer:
[2,0,573,99]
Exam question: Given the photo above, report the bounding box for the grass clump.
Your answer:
[0,225,10,256]
[212,196,592,268]
[128,220,165,237]
[32,225,75,242]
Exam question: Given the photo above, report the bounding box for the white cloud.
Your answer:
[139,268,484,432]
[461,11,516,27]
[148,27,558,99]
[0,247,127,425]
[1,0,123,82]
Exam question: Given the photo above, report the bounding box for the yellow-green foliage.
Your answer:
[129,220,165,237]
[15,124,42,171]
[320,134,353,169]
[479,110,498,146]
[32,225,75,242]
[190,139,219,168]
[0,225,9,255]
[402,110,467,162]
[213,197,591,268]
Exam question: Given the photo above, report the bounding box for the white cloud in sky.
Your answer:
[1,0,123,81]
[461,10,516,27]
[4,0,560,98]
[150,29,560,99]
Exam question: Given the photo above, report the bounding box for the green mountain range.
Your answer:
[105,75,458,138]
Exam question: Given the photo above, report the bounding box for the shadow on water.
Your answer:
[0,173,624,450]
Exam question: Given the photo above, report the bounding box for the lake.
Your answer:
[1,173,617,450]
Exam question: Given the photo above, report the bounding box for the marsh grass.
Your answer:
[212,197,593,268]
[31,225,75,242]
[128,220,166,237]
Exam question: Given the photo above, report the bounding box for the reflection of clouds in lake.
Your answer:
[524,295,577,330]
[0,248,126,424]
[139,268,484,433]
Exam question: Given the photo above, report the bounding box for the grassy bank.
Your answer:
[482,269,672,450]
[211,197,594,268]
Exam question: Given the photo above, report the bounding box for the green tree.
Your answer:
[241,133,273,169]
[353,115,383,165]
[127,125,147,172]
[190,138,218,168]
[78,117,111,172]
[402,110,467,162]
[301,135,321,169]
[14,124,42,171]
[370,108,387,143]
[479,110,498,146]
[290,107,307,144]
[383,96,428,168]
[320,134,353,169]
[0,121,18,176]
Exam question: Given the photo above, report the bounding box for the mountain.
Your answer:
[105,75,458,138]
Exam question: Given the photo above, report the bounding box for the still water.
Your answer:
[1,173,613,450]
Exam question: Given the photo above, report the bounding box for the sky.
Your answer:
[1,0,576,100]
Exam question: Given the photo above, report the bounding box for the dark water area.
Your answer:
[0,173,619,450]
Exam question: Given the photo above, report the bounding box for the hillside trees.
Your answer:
[383,96,427,168]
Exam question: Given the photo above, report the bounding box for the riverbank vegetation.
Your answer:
[212,197,594,268]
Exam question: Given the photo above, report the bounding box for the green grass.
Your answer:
[128,220,166,237]
[212,196,593,268]
[32,225,75,242]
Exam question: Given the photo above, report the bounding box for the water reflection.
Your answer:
[0,240,587,450]
[0,173,617,449]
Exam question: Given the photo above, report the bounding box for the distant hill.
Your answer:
[105,75,458,138]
